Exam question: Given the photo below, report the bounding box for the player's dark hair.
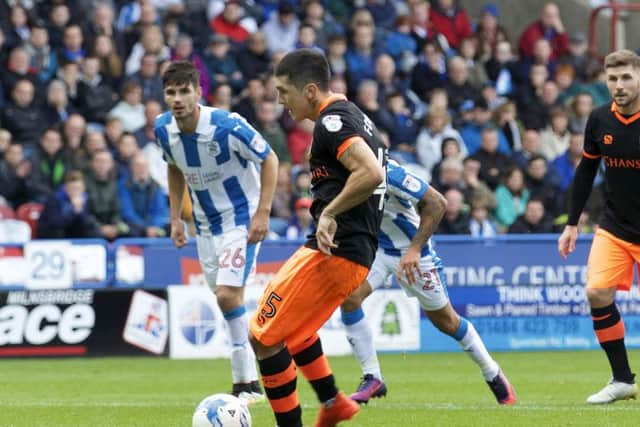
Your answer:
[162,61,200,89]
[275,48,330,91]
[604,49,640,70]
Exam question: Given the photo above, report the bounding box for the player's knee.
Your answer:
[586,287,616,308]
[249,333,262,354]
[215,286,243,312]
[249,334,268,360]
[249,334,284,360]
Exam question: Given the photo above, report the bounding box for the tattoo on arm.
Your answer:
[411,190,446,249]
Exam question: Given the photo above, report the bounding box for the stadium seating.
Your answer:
[0,205,16,220]
[16,203,44,239]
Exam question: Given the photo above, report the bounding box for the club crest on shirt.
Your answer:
[206,141,220,157]
[402,174,421,193]
[251,136,267,153]
[322,115,343,132]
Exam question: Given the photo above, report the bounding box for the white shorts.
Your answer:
[195,227,260,288]
[367,250,449,311]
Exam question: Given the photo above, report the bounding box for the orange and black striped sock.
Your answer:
[291,335,338,403]
[592,303,634,383]
[258,347,302,427]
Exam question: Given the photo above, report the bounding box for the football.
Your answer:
[192,393,252,427]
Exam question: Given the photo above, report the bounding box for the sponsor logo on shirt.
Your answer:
[604,156,640,169]
[311,166,330,180]
[185,171,222,187]
[402,175,422,193]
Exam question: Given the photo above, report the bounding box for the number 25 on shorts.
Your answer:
[256,292,282,326]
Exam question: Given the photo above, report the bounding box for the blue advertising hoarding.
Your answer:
[114,234,640,352]
[420,236,640,352]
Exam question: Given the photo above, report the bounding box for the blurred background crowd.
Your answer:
[0,0,615,243]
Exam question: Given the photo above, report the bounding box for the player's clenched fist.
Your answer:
[248,210,269,243]
[557,225,577,259]
[171,219,187,248]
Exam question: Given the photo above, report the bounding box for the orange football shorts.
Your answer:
[250,246,368,348]
[587,228,640,291]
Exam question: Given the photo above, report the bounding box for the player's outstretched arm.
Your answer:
[316,140,384,255]
[168,163,187,248]
[397,187,447,285]
[558,155,600,258]
[248,150,279,243]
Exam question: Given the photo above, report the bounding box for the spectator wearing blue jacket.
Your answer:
[552,129,584,192]
[37,170,99,239]
[386,92,419,151]
[118,152,168,238]
[459,98,511,155]
[385,15,417,71]
[203,34,245,95]
[25,21,58,84]
[345,24,379,93]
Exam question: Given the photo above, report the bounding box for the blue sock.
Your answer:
[451,316,469,340]
[341,307,365,326]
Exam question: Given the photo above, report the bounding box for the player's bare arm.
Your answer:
[558,154,600,258]
[248,150,279,243]
[398,187,447,285]
[167,163,187,248]
[323,139,385,216]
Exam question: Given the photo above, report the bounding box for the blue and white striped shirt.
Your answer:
[379,161,436,258]
[154,105,271,236]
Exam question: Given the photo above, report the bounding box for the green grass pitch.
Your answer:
[1,351,640,427]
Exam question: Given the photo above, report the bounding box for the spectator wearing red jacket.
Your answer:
[428,0,473,50]
[209,1,250,45]
[518,2,568,60]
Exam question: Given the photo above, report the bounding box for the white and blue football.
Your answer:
[192,393,252,427]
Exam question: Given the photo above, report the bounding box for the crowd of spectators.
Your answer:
[0,0,613,242]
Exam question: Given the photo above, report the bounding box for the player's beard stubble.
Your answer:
[614,82,640,108]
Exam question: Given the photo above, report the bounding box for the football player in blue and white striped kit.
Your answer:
[342,160,517,405]
[156,61,278,402]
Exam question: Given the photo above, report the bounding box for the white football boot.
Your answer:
[586,379,638,404]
